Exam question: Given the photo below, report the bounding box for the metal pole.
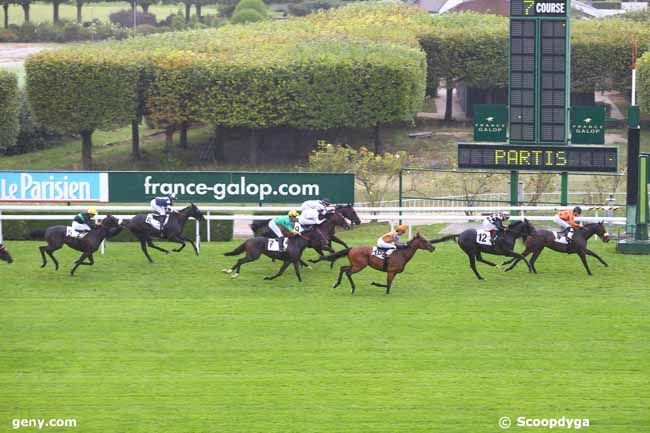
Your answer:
[560,172,569,206]
[398,169,403,225]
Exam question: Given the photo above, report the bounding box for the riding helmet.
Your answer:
[168,193,177,200]
[573,206,582,214]
[321,197,332,205]
[396,224,408,233]
[288,210,299,217]
[87,207,97,215]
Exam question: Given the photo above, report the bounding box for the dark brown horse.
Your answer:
[430,219,536,280]
[222,227,330,282]
[39,215,122,276]
[501,222,610,275]
[318,233,435,294]
[0,244,13,264]
[126,204,205,263]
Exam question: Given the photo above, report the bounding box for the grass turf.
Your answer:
[0,223,648,432]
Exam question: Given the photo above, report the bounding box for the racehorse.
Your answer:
[251,204,361,249]
[430,219,536,280]
[222,227,330,282]
[500,222,610,275]
[126,204,205,263]
[39,215,122,275]
[318,233,435,294]
[0,244,13,264]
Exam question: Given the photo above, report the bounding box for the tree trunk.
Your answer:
[444,85,454,122]
[214,125,225,161]
[22,3,30,22]
[76,0,83,23]
[3,3,8,29]
[165,126,174,155]
[80,130,93,170]
[373,124,384,154]
[184,1,191,25]
[195,3,202,21]
[179,122,189,148]
[53,0,60,23]
[141,3,150,13]
[131,120,141,160]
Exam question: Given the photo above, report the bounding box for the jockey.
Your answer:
[150,193,176,227]
[269,210,299,238]
[298,207,325,231]
[72,208,97,236]
[377,224,408,252]
[553,206,583,240]
[482,212,509,241]
[301,197,333,216]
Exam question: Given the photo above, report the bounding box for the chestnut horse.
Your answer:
[501,222,610,275]
[317,233,435,294]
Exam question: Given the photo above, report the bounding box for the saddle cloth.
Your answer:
[371,247,395,259]
[267,237,289,252]
[66,227,87,239]
[553,231,569,244]
[146,214,162,230]
[475,229,493,246]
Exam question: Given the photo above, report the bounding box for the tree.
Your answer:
[0,71,20,153]
[2,0,11,29]
[42,0,67,23]
[15,0,31,22]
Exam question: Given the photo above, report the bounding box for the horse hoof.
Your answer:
[306,265,313,270]
[495,264,501,270]
[222,268,233,274]
[264,276,272,280]
[230,273,239,279]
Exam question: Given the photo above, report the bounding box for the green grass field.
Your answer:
[4,2,220,25]
[1,223,648,432]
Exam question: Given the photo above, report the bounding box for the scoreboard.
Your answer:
[458,143,618,172]
[509,0,569,145]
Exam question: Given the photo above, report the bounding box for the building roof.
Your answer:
[416,0,449,13]
[449,0,508,16]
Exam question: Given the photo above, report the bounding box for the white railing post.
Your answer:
[100,239,105,255]
[195,219,201,253]
[0,211,3,244]
[207,211,211,242]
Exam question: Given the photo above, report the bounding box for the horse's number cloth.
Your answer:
[66,227,86,239]
[267,238,289,252]
[476,230,492,246]
[371,247,394,259]
[553,231,569,244]
[146,214,161,230]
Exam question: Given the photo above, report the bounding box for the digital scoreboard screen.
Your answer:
[458,143,618,172]
[511,0,567,16]
[509,19,537,143]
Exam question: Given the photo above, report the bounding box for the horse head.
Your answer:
[595,220,610,242]
[100,214,120,228]
[508,219,535,241]
[0,244,13,264]
[336,204,362,226]
[187,203,206,222]
[327,211,351,230]
[410,232,435,252]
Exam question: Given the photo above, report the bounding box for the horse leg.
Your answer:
[147,239,170,254]
[171,238,186,253]
[48,249,60,271]
[585,248,608,267]
[346,267,357,294]
[503,251,533,273]
[300,259,313,269]
[39,245,48,268]
[465,251,483,280]
[577,251,592,275]
[230,252,261,278]
[527,250,542,274]
[504,247,532,272]
[371,272,397,295]
[139,239,154,263]
[264,260,291,280]
[476,252,498,267]
[333,265,347,288]
[330,235,349,249]
[70,252,88,276]
[293,261,302,282]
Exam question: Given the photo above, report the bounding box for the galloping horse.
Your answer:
[251,204,361,249]
[430,219,536,280]
[39,215,122,275]
[0,244,13,264]
[126,204,205,263]
[222,227,330,282]
[318,233,435,294]
[501,222,610,275]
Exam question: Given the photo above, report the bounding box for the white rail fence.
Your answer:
[0,205,626,253]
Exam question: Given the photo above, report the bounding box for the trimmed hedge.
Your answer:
[231,8,265,24]
[0,71,20,153]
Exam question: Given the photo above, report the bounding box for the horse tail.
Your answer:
[23,229,46,240]
[318,248,351,263]
[429,234,459,244]
[224,241,248,256]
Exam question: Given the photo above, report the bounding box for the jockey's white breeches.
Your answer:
[298,208,322,226]
[377,237,396,249]
[268,219,283,237]
[72,221,91,232]
[150,199,167,216]
[553,215,571,229]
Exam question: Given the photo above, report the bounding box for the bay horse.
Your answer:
[222,227,330,282]
[39,215,122,276]
[126,203,205,263]
[251,204,361,249]
[0,244,13,264]
[430,219,536,280]
[501,222,610,275]
[318,233,435,295]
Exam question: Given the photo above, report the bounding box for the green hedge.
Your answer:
[636,52,650,114]
[0,71,20,153]
[1,212,233,242]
